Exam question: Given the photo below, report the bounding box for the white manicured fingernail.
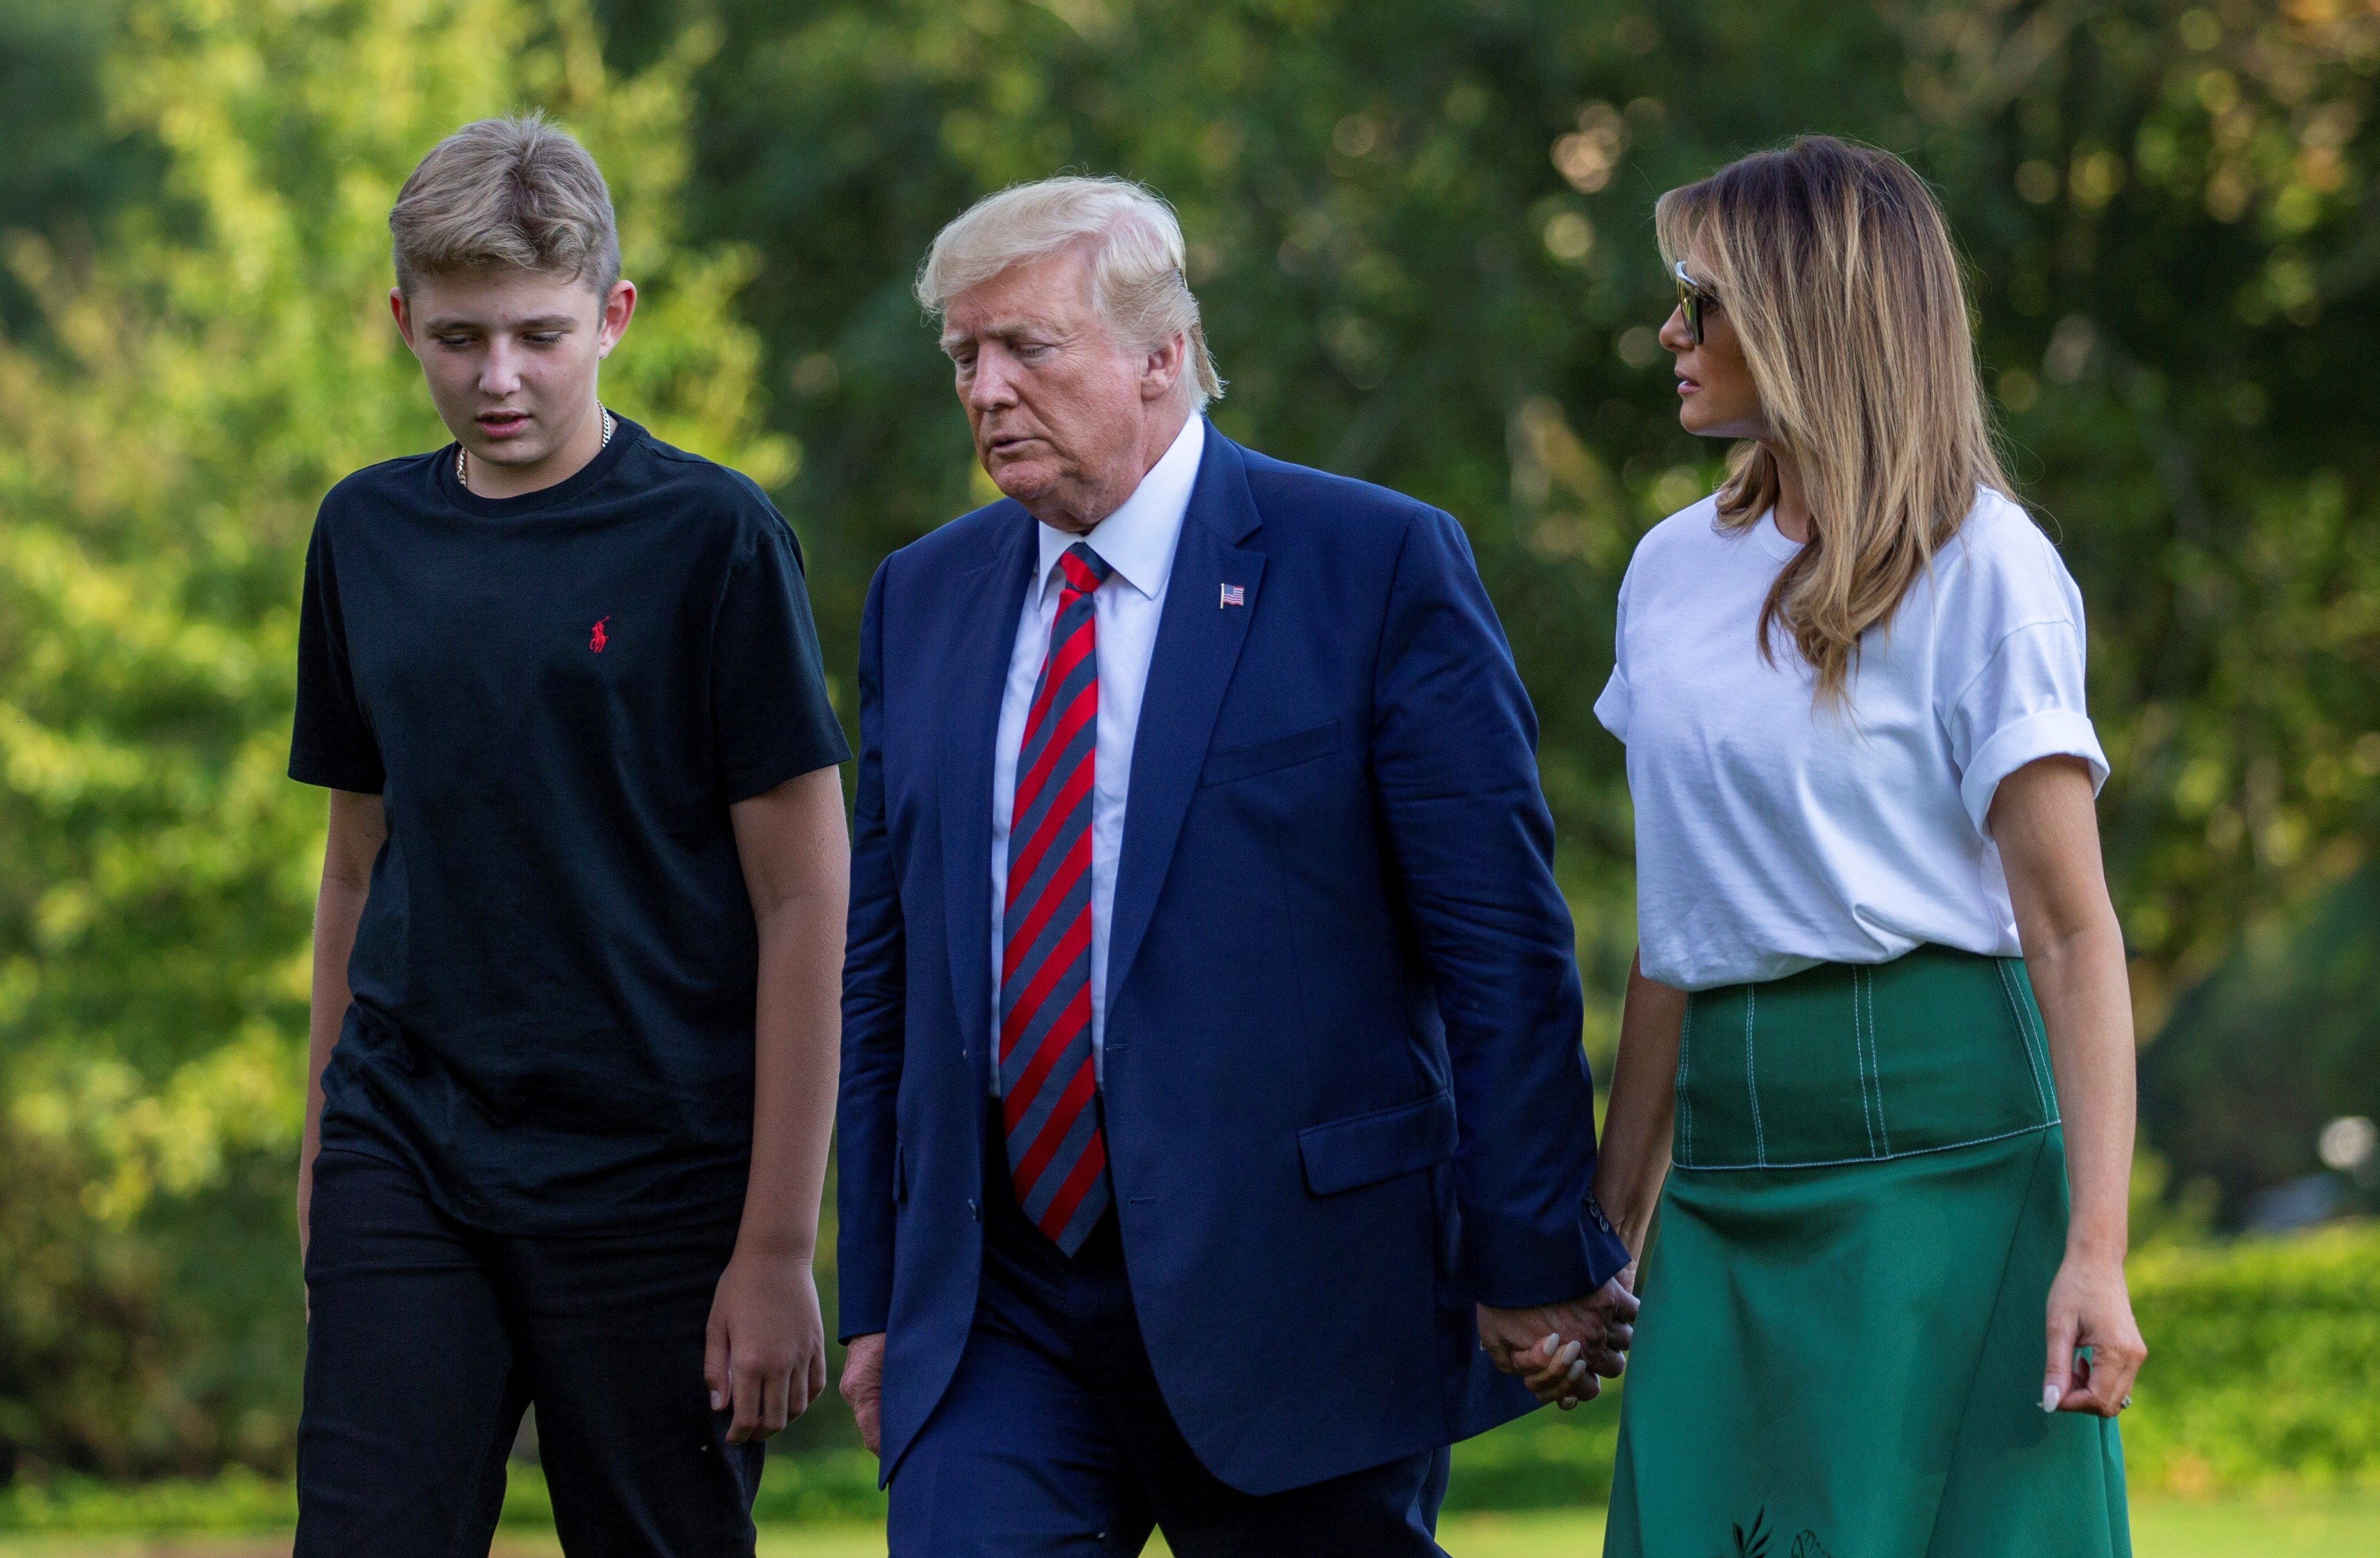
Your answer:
[1541,1333,1560,1353]
[2041,1383,2060,1413]
[1569,1360,1588,1382]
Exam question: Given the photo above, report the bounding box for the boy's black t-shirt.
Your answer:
[290,418,850,1235]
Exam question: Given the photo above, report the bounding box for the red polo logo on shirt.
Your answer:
[590,617,611,653]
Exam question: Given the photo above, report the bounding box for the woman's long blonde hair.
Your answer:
[1655,136,2011,704]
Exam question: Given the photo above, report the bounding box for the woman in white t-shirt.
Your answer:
[1587,138,2145,1558]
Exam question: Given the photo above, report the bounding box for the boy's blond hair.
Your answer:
[389,115,620,294]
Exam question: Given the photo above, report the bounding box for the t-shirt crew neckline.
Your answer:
[435,411,642,518]
[1749,508,1803,561]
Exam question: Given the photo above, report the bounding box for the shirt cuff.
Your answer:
[1961,708,2109,836]
[1461,1191,1634,1307]
[836,1279,890,1344]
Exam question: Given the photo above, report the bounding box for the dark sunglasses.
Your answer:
[1674,260,1719,346]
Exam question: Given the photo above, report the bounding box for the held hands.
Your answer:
[840,1332,886,1456]
[703,1245,828,1444]
[1478,1270,1640,1412]
[2043,1250,2147,1418]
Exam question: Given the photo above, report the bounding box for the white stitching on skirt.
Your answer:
[1864,968,1891,1155]
[1745,986,1767,1167]
[1671,1119,2055,1173]
[1677,996,1695,1168]
[1996,959,2056,1123]
[1853,966,1878,1159]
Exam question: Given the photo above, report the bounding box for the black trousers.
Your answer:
[886,1112,1451,1557]
[295,1148,762,1557]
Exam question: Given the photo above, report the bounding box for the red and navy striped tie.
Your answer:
[999,541,1114,1253]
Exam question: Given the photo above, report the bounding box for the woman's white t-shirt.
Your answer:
[1594,490,2108,992]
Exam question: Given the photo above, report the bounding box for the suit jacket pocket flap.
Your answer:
[1201,718,1343,788]
[1297,1090,1458,1196]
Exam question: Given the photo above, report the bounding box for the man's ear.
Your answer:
[389,287,417,354]
[598,279,639,361]
[1140,331,1187,403]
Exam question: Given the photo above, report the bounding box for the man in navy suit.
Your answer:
[837,175,1637,1556]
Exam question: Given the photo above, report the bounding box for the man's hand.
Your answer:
[703,1246,827,1445]
[840,1331,886,1455]
[1478,1274,1640,1410]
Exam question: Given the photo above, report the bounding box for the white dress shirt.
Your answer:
[990,415,1206,1091]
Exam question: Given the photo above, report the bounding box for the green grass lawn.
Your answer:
[6,1498,2377,1556]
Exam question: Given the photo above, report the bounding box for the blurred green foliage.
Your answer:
[2,0,2377,1487]
[0,1467,296,1534]
[2146,864,2380,1223]
[2120,1222,2380,1493]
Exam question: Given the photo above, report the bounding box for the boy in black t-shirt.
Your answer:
[289,116,850,1556]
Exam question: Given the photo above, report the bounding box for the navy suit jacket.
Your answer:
[838,424,1629,1496]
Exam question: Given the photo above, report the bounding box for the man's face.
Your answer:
[392,267,634,476]
[939,245,1174,532]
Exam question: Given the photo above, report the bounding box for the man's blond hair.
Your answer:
[916,175,1225,411]
[389,115,620,294]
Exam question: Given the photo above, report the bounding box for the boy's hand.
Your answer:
[704,1246,826,1443]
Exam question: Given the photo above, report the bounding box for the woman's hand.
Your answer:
[1479,1274,1640,1410]
[2043,1250,2146,1417]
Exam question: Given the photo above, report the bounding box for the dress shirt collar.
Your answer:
[1033,414,1206,603]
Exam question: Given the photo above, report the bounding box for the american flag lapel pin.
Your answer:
[1219,582,1246,608]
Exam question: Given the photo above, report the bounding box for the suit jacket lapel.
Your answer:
[1107,427,1266,1009]
[942,510,1038,1098]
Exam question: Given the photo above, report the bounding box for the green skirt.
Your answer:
[1605,947,2129,1558]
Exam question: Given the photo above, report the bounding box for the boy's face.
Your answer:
[391,268,635,479]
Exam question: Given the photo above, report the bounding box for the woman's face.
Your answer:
[1660,259,1768,441]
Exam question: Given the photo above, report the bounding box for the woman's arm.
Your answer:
[708,764,851,1445]
[1990,755,2147,1417]
[1592,953,1687,1273]
[301,790,385,1263]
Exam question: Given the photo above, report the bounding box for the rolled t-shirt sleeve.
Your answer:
[1592,564,1634,741]
[289,515,385,794]
[1942,616,2108,836]
[711,514,852,801]
[1593,668,1631,742]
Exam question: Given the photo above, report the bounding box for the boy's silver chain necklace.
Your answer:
[458,407,615,490]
